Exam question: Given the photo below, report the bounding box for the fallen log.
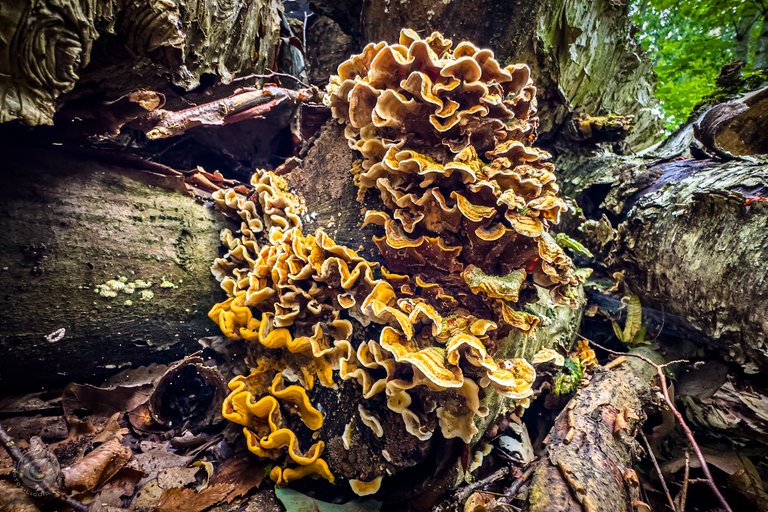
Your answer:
[0,142,231,392]
[526,351,658,512]
[556,90,768,371]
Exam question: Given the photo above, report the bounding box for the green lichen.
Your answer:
[159,277,178,289]
[555,233,594,258]
[94,276,154,299]
[138,290,154,301]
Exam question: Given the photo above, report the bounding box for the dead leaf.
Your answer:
[0,479,42,512]
[88,467,144,511]
[126,442,193,486]
[63,438,133,493]
[663,450,768,511]
[155,452,265,512]
[62,382,152,429]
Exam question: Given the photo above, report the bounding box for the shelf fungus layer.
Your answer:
[209,29,585,497]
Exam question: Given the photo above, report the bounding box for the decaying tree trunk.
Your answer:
[552,86,768,476]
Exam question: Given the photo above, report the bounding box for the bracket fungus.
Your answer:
[208,29,584,497]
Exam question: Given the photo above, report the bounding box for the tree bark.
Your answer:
[557,89,768,371]
[0,143,231,393]
[527,351,658,512]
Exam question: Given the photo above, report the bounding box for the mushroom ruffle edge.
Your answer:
[208,29,584,495]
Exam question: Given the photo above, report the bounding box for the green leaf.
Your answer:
[274,487,382,512]
[554,233,594,258]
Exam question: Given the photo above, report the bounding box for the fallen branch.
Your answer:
[526,346,659,512]
[144,86,320,139]
[586,337,733,512]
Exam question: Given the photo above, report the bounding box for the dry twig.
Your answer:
[677,450,691,512]
[640,430,676,511]
[144,86,317,140]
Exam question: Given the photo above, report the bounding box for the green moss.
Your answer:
[553,358,584,396]
[528,483,543,505]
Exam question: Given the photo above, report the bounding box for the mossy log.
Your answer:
[0,0,282,126]
[0,144,231,393]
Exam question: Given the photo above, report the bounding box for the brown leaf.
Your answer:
[155,453,264,512]
[662,450,768,511]
[63,438,133,493]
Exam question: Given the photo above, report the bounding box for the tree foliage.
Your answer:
[632,0,768,131]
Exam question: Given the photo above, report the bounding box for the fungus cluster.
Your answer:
[326,28,580,309]
[208,29,584,495]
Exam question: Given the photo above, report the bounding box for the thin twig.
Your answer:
[455,466,509,503]
[581,336,733,512]
[0,422,89,512]
[232,70,311,88]
[640,431,677,511]
[677,450,690,512]
[501,466,535,502]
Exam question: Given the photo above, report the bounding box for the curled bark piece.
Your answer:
[526,351,657,512]
[148,356,227,431]
[62,438,133,493]
[693,86,768,158]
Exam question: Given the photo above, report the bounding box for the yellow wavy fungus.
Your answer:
[209,29,585,488]
[349,476,384,496]
[328,28,582,313]
[531,348,566,367]
[224,371,333,483]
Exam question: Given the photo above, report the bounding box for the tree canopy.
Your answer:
[632,0,768,131]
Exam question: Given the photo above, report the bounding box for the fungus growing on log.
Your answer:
[208,29,584,493]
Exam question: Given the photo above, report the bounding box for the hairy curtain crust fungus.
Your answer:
[208,29,584,497]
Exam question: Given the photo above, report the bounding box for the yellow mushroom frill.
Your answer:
[209,29,583,493]
[208,169,538,487]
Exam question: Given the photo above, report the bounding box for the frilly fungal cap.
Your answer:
[208,29,585,494]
